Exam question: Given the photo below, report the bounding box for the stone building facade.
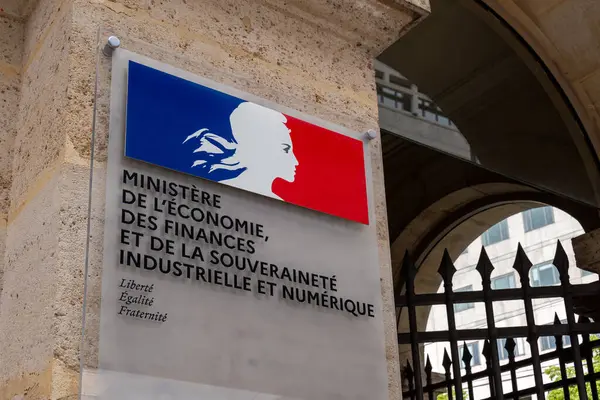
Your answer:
[1,0,600,399]
[0,1,428,398]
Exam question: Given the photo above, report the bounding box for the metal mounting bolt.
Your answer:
[365,129,377,141]
[103,36,121,57]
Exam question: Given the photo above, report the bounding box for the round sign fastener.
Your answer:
[365,129,377,141]
[103,36,121,56]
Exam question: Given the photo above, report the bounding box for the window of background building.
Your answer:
[497,338,525,361]
[540,334,571,352]
[481,220,510,246]
[459,342,480,368]
[491,273,516,290]
[523,207,555,232]
[530,262,560,287]
[375,69,384,79]
[453,285,474,313]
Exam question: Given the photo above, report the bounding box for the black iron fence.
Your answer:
[397,241,600,400]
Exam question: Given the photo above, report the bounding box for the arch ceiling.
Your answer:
[378,0,600,212]
[481,0,600,165]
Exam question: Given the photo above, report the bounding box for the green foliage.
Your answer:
[431,336,599,400]
[437,388,467,400]
[544,336,600,400]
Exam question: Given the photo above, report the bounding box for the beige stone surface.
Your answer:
[0,88,20,190]
[0,15,22,213]
[384,0,430,14]
[370,134,402,399]
[572,228,600,274]
[0,0,40,19]
[0,223,5,295]
[484,0,600,173]
[0,363,51,400]
[8,0,70,212]
[0,0,425,398]
[54,162,91,371]
[0,14,22,343]
[0,172,59,393]
[0,7,72,394]
[0,16,23,67]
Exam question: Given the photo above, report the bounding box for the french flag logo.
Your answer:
[125,61,369,224]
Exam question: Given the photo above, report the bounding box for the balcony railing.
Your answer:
[376,78,457,131]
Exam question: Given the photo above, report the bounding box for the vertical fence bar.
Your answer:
[425,356,434,400]
[439,251,463,400]
[505,338,519,400]
[513,244,545,400]
[406,360,416,400]
[580,316,599,400]
[462,342,475,400]
[476,248,503,399]
[402,252,424,400]
[443,349,454,400]
[554,314,571,400]
[482,339,496,398]
[397,307,402,328]
[554,241,588,399]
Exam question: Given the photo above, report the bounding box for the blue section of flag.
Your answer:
[125,61,245,181]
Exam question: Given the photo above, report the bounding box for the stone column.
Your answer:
[0,1,77,398]
[0,11,24,297]
[0,0,429,398]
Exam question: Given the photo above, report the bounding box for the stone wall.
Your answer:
[0,13,23,296]
[0,0,426,398]
[0,0,75,398]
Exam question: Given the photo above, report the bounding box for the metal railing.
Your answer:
[397,242,599,400]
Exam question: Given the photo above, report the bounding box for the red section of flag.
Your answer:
[273,114,369,224]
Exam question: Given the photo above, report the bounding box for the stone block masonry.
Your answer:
[0,0,428,398]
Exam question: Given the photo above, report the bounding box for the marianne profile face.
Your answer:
[183,102,299,200]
